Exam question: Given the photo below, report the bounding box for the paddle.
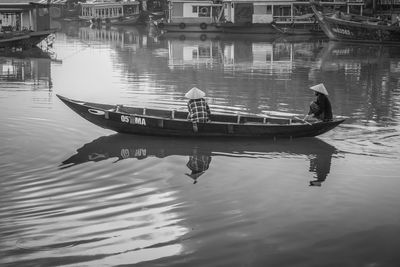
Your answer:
[294,116,312,125]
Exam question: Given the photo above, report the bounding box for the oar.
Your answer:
[294,116,312,125]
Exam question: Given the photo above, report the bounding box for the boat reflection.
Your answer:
[316,41,400,124]
[61,134,338,186]
[166,36,325,76]
[78,25,152,49]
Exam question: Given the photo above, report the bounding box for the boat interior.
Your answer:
[83,101,305,125]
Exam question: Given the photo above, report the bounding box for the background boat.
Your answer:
[80,0,141,26]
[311,2,400,44]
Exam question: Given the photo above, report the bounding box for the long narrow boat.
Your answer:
[310,2,400,44]
[57,95,345,138]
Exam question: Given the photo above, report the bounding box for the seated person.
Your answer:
[185,87,211,132]
[305,83,333,122]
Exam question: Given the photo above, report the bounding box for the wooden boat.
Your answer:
[310,2,400,44]
[271,14,323,36]
[57,95,345,138]
[0,30,54,49]
[158,0,223,33]
[79,0,141,26]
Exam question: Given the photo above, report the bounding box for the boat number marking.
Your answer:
[88,109,105,115]
[121,115,146,126]
[120,148,147,158]
[332,27,351,35]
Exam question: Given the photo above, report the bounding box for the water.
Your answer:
[1,21,400,266]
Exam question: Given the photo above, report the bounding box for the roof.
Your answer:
[0,0,49,9]
[0,0,45,3]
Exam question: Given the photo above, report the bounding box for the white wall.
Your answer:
[183,3,198,17]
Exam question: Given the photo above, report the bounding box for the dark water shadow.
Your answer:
[60,134,339,186]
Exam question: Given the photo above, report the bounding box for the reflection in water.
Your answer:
[61,134,338,186]
[167,37,325,77]
[2,20,400,267]
[308,150,332,186]
[79,25,151,50]
[316,41,400,126]
[185,148,212,183]
[0,49,53,90]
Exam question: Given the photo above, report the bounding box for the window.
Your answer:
[192,6,198,13]
[198,6,210,17]
[266,5,272,14]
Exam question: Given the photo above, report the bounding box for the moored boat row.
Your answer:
[154,0,368,35]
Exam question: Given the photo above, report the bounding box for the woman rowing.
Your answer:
[304,83,333,122]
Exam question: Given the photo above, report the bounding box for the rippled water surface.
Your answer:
[1,21,400,266]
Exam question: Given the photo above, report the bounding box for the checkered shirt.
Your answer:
[187,98,211,122]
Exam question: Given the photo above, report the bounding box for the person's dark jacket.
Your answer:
[309,93,332,121]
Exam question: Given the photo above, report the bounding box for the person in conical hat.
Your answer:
[305,83,333,122]
[186,87,211,132]
[185,87,206,99]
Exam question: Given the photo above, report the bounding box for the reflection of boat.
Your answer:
[311,2,400,44]
[167,38,223,67]
[78,25,144,48]
[0,51,52,88]
[165,36,324,74]
[0,47,51,59]
[79,0,141,26]
[57,94,345,138]
[317,41,386,71]
[60,134,338,185]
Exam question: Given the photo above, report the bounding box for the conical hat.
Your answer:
[310,83,328,96]
[185,87,205,99]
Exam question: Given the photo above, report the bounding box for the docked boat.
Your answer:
[310,1,400,44]
[0,1,55,49]
[57,95,345,138]
[0,30,55,49]
[79,0,141,26]
[271,14,323,35]
[158,0,223,32]
[219,1,321,35]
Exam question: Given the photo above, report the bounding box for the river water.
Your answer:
[1,21,400,266]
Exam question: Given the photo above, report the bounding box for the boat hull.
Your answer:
[87,15,141,26]
[159,22,222,33]
[0,30,55,49]
[311,4,400,44]
[272,22,323,35]
[159,22,278,34]
[219,23,276,34]
[57,95,345,139]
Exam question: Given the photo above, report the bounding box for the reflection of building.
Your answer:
[0,54,52,89]
[79,26,145,49]
[167,37,322,76]
[224,42,293,73]
[168,39,222,68]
